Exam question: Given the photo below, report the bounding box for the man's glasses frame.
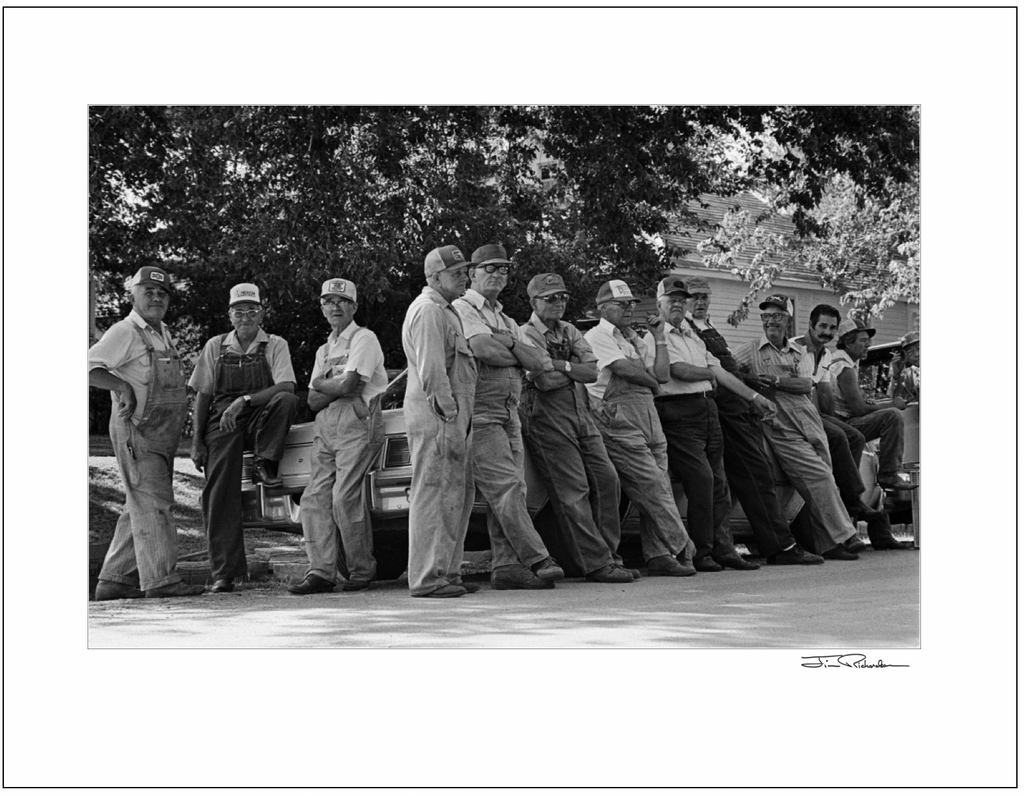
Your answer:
[607,300,639,310]
[538,293,569,304]
[475,264,510,275]
[229,308,262,320]
[760,312,789,322]
[321,298,355,309]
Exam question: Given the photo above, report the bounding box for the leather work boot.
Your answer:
[765,545,824,565]
[93,580,145,601]
[288,573,335,595]
[712,553,761,571]
[822,545,859,561]
[145,581,205,598]
[252,458,283,489]
[492,565,554,590]
[647,555,696,577]
[694,555,724,572]
[585,564,634,583]
[531,557,565,582]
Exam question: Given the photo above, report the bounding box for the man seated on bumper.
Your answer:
[734,294,860,561]
[583,279,697,577]
[642,277,765,572]
[453,244,566,591]
[518,272,637,584]
[289,278,389,596]
[829,319,918,493]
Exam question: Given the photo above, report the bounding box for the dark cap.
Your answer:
[130,266,172,291]
[686,275,712,295]
[424,245,469,277]
[527,273,567,299]
[759,293,792,313]
[656,276,691,300]
[471,243,512,267]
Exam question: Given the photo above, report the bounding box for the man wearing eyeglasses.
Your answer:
[518,273,636,584]
[583,280,697,577]
[734,294,860,560]
[453,244,566,591]
[403,245,478,598]
[189,283,299,592]
[644,277,771,572]
[683,278,823,565]
[288,278,389,596]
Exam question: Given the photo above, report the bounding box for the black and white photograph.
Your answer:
[3,5,1017,789]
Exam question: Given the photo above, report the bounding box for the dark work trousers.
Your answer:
[714,390,795,558]
[820,414,867,509]
[656,394,737,561]
[521,385,620,575]
[202,392,299,580]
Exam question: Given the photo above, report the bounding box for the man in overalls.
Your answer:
[289,278,389,595]
[518,273,636,584]
[453,244,565,591]
[583,280,697,577]
[403,245,478,598]
[683,277,823,565]
[734,294,860,560]
[89,266,204,599]
[190,283,299,592]
[643,277,766,572]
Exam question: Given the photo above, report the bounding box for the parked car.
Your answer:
[241,370,808,580]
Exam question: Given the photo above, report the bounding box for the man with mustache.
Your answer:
[190,283,299,593]
[734,294,860,560]
[453,244,565,590]
[583,279,697,577]
[683,277,823,565]
[402,245,479,598]
[289,278,389,595]
[89,266,205,599]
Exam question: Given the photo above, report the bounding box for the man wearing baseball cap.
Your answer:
[683,277,823,565]
[289,278,389,595]
[830,319,918,492]
[402,245,478,597]
[453,244,566,590]
[734,294,861,560]
[518,273,636,584]
[88,266,204,599]
[889,330,920,404]
[189,282,299,592]
[644,276,776,572]
[583,279,697,577]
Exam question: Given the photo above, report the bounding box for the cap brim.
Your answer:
[662,290,691,298]
[474,258,512,266]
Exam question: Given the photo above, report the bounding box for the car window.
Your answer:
[860,343,898,401]
[380,370,408,411]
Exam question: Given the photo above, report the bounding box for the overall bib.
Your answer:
[101,323,189,590]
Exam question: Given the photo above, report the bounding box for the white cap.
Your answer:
[229,283,261,306]
[321,278,357,302]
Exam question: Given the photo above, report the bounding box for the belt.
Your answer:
[655,390,715,403]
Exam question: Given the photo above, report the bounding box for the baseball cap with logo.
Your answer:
[686,275,712,295]
[321,278,357,302]
[656,276,691,300]
[837,318,877,341]
[229,283,262,306]
[424,245,469,277]
[595,279,637,305]
[758,293,792,313]
[527,273,568,299]
[130,265,172,290]
[471,243,512,267]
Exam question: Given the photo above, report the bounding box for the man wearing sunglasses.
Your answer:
[289,278,389,595]
[190,283,299,592]
[518,273,636,584]
[453,244,566,590]
[583,280,697,577]
[734,294,860,561]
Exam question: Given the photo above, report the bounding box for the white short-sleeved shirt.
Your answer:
[642,323,719,395]
[88,309,177,425]
[452,289,525,341]
[309,322,388,402]
[188,328,295,395]
[583,318,648,401]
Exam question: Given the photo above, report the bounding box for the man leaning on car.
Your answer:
[289,278,389,596]
[402,245,478,598]
[453,244,566,591]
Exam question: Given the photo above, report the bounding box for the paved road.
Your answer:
[88,549,918,648]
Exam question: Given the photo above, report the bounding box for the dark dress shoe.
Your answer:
[415,584,467,598]
[713,553,761,571]
[694,555,724,572]
[211,578,234,593]
[845,538,868,554]
[492,565,554,590]
[871,538,914,550]
[94,580,145,601]
[823,545,859,561]
[252,458,283,488]
[146,581,205,598]
[288,573,335,595]
[766,545,824,565]
[341,579,371,592]
[531,557,565,582]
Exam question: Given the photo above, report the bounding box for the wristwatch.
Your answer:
[243,394,252,405]
[563,361,573,374]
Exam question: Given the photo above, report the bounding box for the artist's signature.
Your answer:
[801,654,909,669]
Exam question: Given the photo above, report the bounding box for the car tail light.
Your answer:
[383,437,411,469]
